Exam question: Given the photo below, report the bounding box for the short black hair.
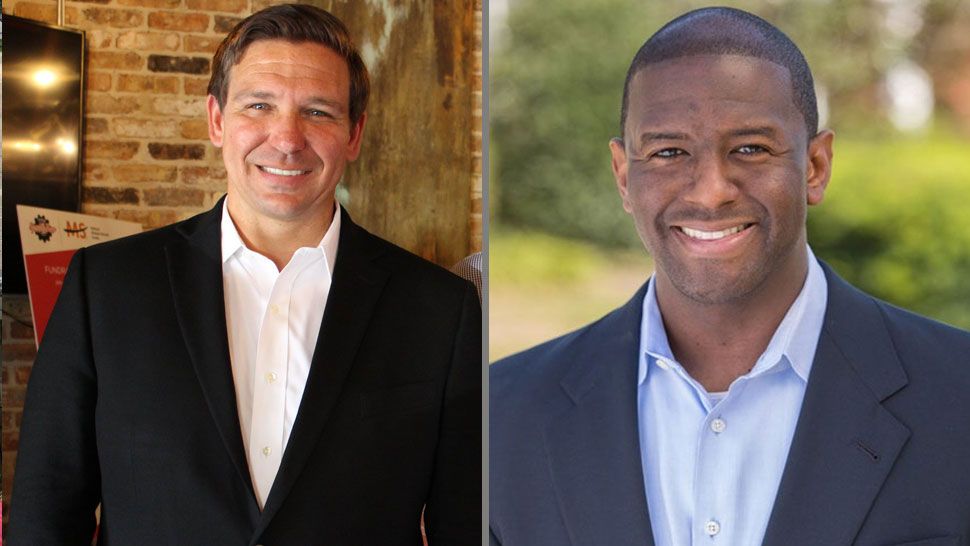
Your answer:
[620,7,818,139]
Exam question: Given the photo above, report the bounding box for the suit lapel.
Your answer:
[543,286,656,546]
[255,211,391,532]
[165,198,257,507]
[762,265,910,546]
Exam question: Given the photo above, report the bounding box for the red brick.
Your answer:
[181,165,227,187]
[86,141,140,160]
[184,34,221,54]
[88,50,143,71]
[113,164,178,183]
[117,30,181,52]
[83,186,141,205]
[2,387,26,408]
[114,118,179,139]
[214,15,242,33]
[149,143,207,160]
[184,76,211,96]
[13,3,58,24]
[15,366,32,385]
[83,162,112,182]
[180,119,211,140]
[86,29,115,48]
[85,117,110,136]
[144,188,206,207]
[117,0,181,7]
[78,7,144,29]
[10,321,35,340]
[117,73,179,94]
[3,432,20,451]
[148,11,210,32]
[187,0,247,13]
[87,72,113,92]
[113,209,178,229]
[2,343,37,363]
[153,97,205,117]
[3,410,22,431]
[148,55,210,74]
[87,94,140,115]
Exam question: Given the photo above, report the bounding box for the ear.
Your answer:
[806,129,834,206]
[206,94,225,148]
[346,112,367,161]
[609,137,633,213]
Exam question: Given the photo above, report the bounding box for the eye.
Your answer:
[734,144,768,155]
[247,103,268,111]
[652,148,686,159]
[306,109,334,119]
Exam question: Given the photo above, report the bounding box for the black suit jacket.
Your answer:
[490,263,970,545]
[9,200,482,545]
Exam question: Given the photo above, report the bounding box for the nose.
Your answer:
[268,113,307,155]
[682,153,740,210]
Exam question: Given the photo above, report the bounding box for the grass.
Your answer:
[488,229,652,360]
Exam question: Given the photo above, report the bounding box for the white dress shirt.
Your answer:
[221,200,340,509]
[638,246,828,545]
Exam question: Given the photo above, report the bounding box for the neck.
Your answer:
[227,201,334,271]
[655,249,808,392]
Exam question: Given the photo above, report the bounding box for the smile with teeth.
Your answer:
[259,165,310,176]
[678,224,751,241]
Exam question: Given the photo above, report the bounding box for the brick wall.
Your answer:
[2,0,483,523]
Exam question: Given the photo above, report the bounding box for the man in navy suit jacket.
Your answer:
[490,7,970,545]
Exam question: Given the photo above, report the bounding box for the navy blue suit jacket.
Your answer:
[490,263,970,545]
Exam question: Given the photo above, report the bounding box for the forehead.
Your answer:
[626,54,803,139]
[228,39,350,96]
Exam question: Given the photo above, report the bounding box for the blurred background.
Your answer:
[489,0,970,360]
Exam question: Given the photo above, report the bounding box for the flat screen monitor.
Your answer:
[2,14,85,295]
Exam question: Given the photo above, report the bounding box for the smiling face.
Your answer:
[207,39,365,232]
[611,54,833,306]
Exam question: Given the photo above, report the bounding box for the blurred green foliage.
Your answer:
[492,0,970,329]
[810,131,970,328]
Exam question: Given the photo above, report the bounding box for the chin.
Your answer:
[666,261,770,306]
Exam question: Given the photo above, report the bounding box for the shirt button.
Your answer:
[710,418,727,434]
[704,519,720,536]
[270,304,280,316]
[265,371,278,383]
[262,446,272,457]
[656,358,671,370]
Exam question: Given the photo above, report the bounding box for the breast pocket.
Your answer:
[359,382,437,419]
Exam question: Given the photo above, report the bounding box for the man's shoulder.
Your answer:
[490,286,644,409]
[80,205,214,261]
[874,298,970,379]
[348,219,473,295]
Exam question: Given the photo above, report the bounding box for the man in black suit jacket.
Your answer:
[490,7,970,546]
[9,5,481,545]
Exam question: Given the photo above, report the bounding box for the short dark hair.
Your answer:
[207,3,369,124]
[620,7,818,139]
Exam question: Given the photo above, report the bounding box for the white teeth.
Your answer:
[261,166,307,176]
[680,224,747,240]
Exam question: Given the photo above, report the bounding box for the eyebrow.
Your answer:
[638,132,690,145]
[231,90,345,110]
[729,126,780,138]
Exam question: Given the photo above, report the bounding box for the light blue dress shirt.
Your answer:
[638,247,827,546]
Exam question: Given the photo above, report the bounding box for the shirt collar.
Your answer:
[637,245,828,386]
[220,197,341,274]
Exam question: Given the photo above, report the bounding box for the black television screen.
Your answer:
[2,15,85,295]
